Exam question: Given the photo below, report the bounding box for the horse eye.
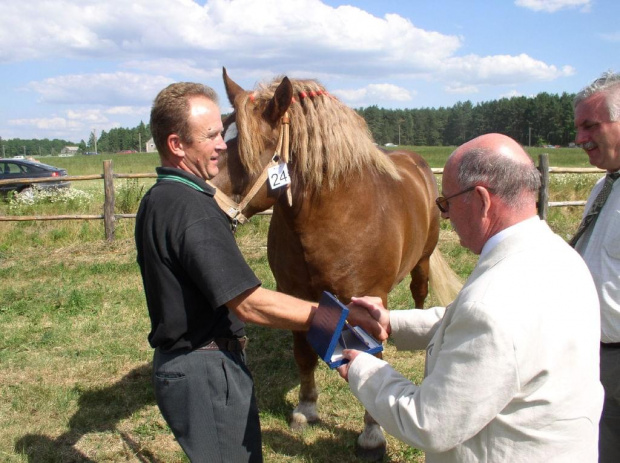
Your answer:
[224,122,238,143]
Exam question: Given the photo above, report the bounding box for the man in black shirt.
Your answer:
[136,82,384,462]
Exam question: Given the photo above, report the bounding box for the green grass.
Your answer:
[391,145,588,169]
[34,152,161,176]
[0,150,598,462]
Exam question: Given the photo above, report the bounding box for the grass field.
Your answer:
[0,147,601,462]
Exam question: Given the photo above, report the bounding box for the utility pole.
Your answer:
[93,128,98,154]
[139,132,142,153]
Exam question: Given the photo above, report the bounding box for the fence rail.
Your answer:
[0,154,605,240]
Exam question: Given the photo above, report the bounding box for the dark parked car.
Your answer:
[0,158,70,196]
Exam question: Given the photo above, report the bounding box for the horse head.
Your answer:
[210,68,294,220]
[212,68,402,224]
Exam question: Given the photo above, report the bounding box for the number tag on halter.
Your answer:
[268,163,291,190]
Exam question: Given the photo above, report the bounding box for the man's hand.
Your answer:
[337,349,362,382]
[346,296,391,341]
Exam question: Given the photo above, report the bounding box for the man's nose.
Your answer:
[574,128,586,145]
[216,136,227,151]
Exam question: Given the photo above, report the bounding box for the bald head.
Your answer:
[440,133,541,254]
[448,133,532,170]
[446,133,541,210]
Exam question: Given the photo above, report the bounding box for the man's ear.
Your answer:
[167,134,185,159]
[475,186,492,217]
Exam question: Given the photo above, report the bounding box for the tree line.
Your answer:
[0,137,75,158]
[90,122,151,154]
[1,91,579,158]
[357,91,577,148]
[0,123,152,157]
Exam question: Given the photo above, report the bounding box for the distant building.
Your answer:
[145,138,157,153]
[61,146,79,155]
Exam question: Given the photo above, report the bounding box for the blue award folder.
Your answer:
[307,291,383,369]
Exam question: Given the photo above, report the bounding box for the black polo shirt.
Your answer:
[135,167,261,352]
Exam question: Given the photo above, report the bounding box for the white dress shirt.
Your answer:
[575,173,620,343]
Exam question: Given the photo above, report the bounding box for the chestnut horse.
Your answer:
[212,68,461,460]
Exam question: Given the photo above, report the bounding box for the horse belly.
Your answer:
[268,193,433,303]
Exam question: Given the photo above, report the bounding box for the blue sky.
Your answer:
[1,0,618,143]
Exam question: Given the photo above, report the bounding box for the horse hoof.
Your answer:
[355,424,387,461]
[289,412,308,431]
[290,401,319,430]
[355,442,387,462]
[289,410,319,431]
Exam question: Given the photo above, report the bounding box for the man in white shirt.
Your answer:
[573,71,620,463]
[338,133,603,462]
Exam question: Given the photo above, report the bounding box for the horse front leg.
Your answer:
[290,330,319,430]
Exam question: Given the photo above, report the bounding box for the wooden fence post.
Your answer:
[103,160,116,241]
[538,153,550,221]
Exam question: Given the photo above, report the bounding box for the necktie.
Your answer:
[569,172,620,248]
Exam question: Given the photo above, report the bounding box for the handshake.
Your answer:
[306,293,392,382]
[345,295,391,342]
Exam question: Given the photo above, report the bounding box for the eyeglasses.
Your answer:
[435,186,477,213]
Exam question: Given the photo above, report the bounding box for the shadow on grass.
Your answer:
[15,329,373,462]
[246,326,383,461]
[263,427,362,461]
[245,325,305,414]
[15,363,158,463]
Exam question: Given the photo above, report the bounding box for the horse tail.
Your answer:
[428,249,462,306]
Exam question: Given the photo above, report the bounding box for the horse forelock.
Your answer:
[234,76,400,191]
[234,93,267,177]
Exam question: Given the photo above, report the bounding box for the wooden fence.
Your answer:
[0,154,605,240]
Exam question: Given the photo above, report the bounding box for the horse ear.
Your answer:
[222,67,245,106]
[265,76,293,123]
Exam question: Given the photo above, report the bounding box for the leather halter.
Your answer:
[207,112,291,228]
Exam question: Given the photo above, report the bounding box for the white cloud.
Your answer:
[1,0,573,90]
[105,106,151,116]
[445,84,479,94]
[333,83,414,105]
[515,0,591,13]
[500,90,524,99]
[26,72,173,105]
[65,109,110,124]
[8,106,149,140]
[1,0,582,141]
[0,0,461,71]
[9,117,82,130]
[600,31,620,42]
[123,59,222,80]
[440,54,575,86]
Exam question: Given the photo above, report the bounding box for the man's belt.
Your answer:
[601,342,620,348]
[197,337,248,352]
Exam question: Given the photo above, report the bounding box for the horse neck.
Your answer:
[274,176,358,226]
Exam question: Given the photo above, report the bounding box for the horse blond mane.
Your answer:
[234,77,400,190]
